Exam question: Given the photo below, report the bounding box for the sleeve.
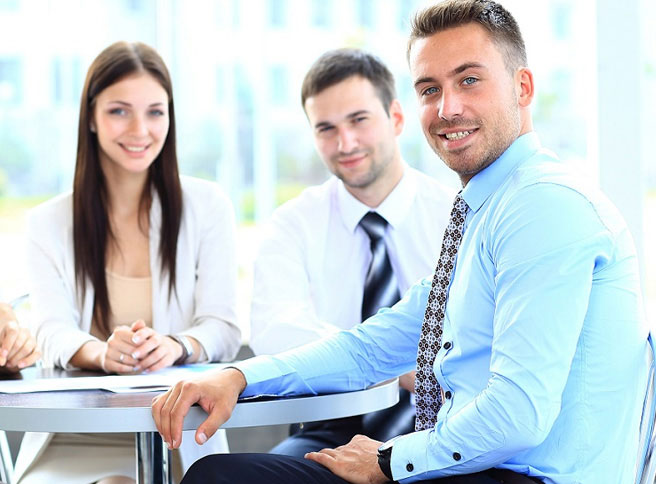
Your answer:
[178,186,241,362]
[390,184,615,481]
[249,207,341,355]
[26,205,98,369]
[239,277,429,397]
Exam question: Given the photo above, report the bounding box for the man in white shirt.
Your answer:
[250,48,454,456]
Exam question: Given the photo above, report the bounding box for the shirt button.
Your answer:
[443,342,452,350]
[406,463,414,472]
[445,391,452,399]
[453,452,461,461]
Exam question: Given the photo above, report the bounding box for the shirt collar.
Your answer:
[461,132,541,213]
[337,162,417,233]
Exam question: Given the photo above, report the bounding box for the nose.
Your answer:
[438,88,463,121]
[336,126,358,154]
[128,114,149,137]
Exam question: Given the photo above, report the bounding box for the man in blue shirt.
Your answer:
[152,1,649,483]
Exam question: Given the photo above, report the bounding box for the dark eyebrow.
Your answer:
[346,110,369,120]
[450,62,486,76]
[107,101,166,107]
[313,110,370,130]
[414,62,487,88]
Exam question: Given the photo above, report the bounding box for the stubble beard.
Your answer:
[428,104,521,181]
[333,141,395,190]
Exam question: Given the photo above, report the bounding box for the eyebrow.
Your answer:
[313,110,370,130]
[107,100,166,107]
[414,62,487,88]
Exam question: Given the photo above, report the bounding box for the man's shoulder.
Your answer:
[271,177,335,222]
[406,165,457,206]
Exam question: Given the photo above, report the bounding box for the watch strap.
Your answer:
[169,335,193,365]
[377,446,394,481]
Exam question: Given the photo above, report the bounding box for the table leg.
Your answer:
[136,432,171,484]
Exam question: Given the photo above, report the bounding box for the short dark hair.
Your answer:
[408,0,527,72]
[301,48,397,115]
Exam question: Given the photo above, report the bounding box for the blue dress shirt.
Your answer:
[238,133,649,483]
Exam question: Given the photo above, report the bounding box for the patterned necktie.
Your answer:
[360,212,400,321]
[414,193,468,431]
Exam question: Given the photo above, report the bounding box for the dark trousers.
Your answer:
[182,453,543,484]
[270,389,416,457]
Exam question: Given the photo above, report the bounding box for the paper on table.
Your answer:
[0,364,225,394]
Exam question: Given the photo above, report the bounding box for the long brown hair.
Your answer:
[73,41,182,337]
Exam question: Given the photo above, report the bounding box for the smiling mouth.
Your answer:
[442,130,475,141]
[121,144,149,153]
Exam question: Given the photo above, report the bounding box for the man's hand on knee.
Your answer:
[304,434,388,484]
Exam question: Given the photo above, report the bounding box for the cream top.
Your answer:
[90,270,152,340]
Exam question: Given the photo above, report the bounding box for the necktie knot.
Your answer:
[359,212,388,243]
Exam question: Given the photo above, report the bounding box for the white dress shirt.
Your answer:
[250,164,455,356]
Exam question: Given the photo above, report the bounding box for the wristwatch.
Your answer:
[169,335,194,365]
[378,435,402,482]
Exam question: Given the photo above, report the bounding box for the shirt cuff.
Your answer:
[390,429,433,481]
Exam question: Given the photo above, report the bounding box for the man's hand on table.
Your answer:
[0,302,40,373]
[151,367,246,449]
[305,434,389,484]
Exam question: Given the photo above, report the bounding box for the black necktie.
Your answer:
[360,212,400,321]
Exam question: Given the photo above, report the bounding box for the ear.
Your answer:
[515,67,534,108]
[388,99,405,136]
[89,121,97,133]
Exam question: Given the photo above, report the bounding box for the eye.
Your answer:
[462,76,478,86]
[353,116,368,124]
[421,86,439,97]
[149,109,166,117]
[109,108,126,115]
[316,126,334,135]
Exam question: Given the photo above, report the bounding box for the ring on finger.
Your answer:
[119,353,125,362]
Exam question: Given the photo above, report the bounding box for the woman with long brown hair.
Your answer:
[14,41,241,484]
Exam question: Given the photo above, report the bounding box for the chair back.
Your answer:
[636,333,656,484]
[0,430,13,484]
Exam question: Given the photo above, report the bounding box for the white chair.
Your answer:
[0,430,13,484]
[636,332,656,484]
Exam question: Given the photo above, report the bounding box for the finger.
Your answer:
[0,321,20,364]
[138,347,168,372]
[143,354,174,374]
[14,347,41,369]
[103,353,140,374]
[317,447,340,457]
[110,324,135,340]
[194,398,231,447]
[109,345,140,369]
[6,331,34,367]
[108,340,142,363]
[131,335,161,360]
[131,319,147,332]
[155,385,181,446]
[131,324,154,345]
[159,382,190,448]
[5,328,28,362]
[304,450,337,469]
